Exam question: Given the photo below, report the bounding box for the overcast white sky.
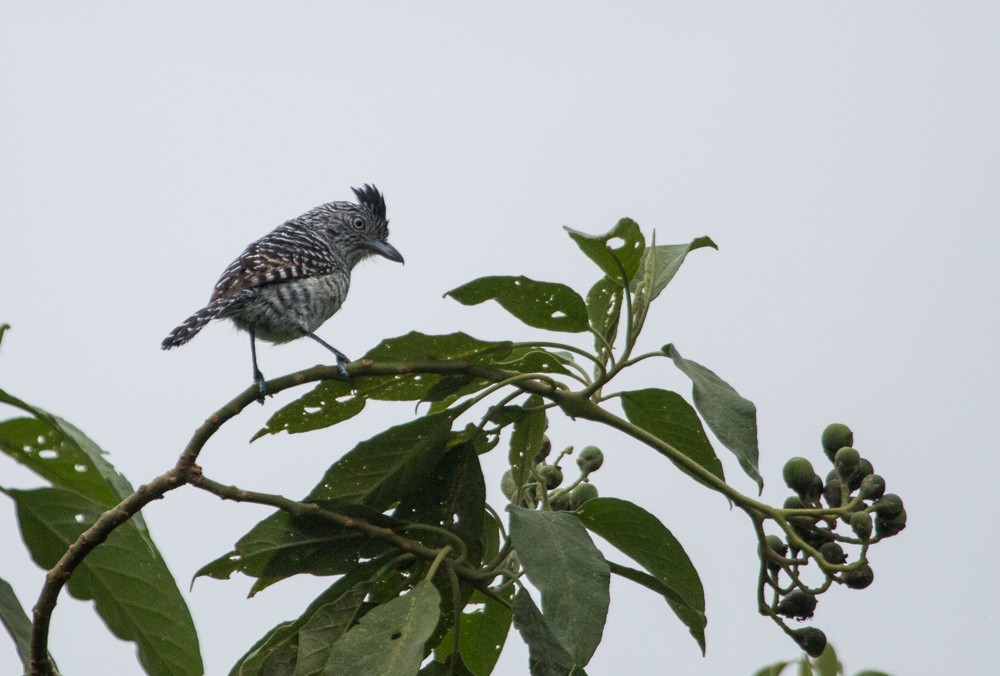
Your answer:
[1,2,998,674]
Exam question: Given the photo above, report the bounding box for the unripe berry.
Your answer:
[792,627,827,658]
[576,446,604,474]
[818,541,847,565]
[783,495,805,510]
[536,464,563,490]
[777,590,818,620]
[549,488,571,511]
[567,482,599,510]
[858,474,886,500]
[844,564,874,589]
[850,512,872,540]
[823,471,843,508]
[834,447,860,476]
[876,508,907,538]
[500,470,517,501]
[821,423,853,461]
[873,494,904,520]
[764,535,788,557]
[847,458,874,491]
[534,435,552,464]
[783,457,817,495]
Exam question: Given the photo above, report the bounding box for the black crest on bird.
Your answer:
[352,184,387,220]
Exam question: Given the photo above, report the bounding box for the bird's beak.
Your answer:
[367,239,404,264]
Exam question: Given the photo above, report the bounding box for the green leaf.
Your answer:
[853,671,893,676]
[306,413,453,506]
[812,643,842,676]
[201,414,453,585]
[586,276,624,357]
[446,276,589,333]
[508,506,610,666]
[497,347,576,377]
[393,442,487,565]
[254,332,511,439]
[0,392,148,534]
[629,236,717,302]
[6,487,202,676]
[511,588,578,676]
[0,576,54,672]
[665,345,763,490]
[508,396,546,491]
[435,588,513,676]
[752,662,793,676]
[228,563,380,676]
[564,219,646,281]
[619,389,725,483]
[323,579,441,676]
[292,584,372,676]
[0,323,9,347]
[576,498,706,653]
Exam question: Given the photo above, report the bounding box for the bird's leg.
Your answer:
[302,331,350,378]
[249,329,267,404]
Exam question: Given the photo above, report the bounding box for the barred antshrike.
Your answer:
[161,185,403,402]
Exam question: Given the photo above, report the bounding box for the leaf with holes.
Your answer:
[446,276,589,332]
[254,332,511,439]
[436,588,514,675]
[227,563,380,676]
[322,579,441,676]
[565,218,646,281]
[508,395,546,490]
[0,390,148,533]
[665,344,763,490]
[5,487,201,676]
[200,414,453,585]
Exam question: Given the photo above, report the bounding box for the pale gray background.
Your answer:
[1,2,997,674]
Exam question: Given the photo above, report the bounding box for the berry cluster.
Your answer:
[501,438,604,510]
[760,423,906,656]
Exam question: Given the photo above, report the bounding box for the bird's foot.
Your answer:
[254,370,268,405]
[336,354,350,379]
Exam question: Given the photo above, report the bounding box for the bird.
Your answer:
[161,184,403,402]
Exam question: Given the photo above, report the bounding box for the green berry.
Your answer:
[792,627,828,658]
[873,494,904,520]
[876,508,907,538]
[823,471,843,507]
[777,590,818,620]
[536,464,563,490]
[847,458,874,491]
[783,457,817,495]
[834,447,860,475]
[576,446,604,474]
[821,423,854,461]
[500,470,517,500]
[858,474,886,500]
[567,482,599,509]
[850,511,873,540]
[765,535,788,557]
[549,488,571,510]
[783,495,805,510]
[534,435,552,464]
[818,541,847,565]
[844,564,874,589]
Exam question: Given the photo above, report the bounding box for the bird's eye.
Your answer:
[352,218,365,230]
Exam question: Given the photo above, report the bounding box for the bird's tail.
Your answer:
[161,296,240,349]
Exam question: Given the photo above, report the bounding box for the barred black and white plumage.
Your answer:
[161,185,403,402]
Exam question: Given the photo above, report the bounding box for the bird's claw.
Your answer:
[336,356,350,379]
[254,371,268,405]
